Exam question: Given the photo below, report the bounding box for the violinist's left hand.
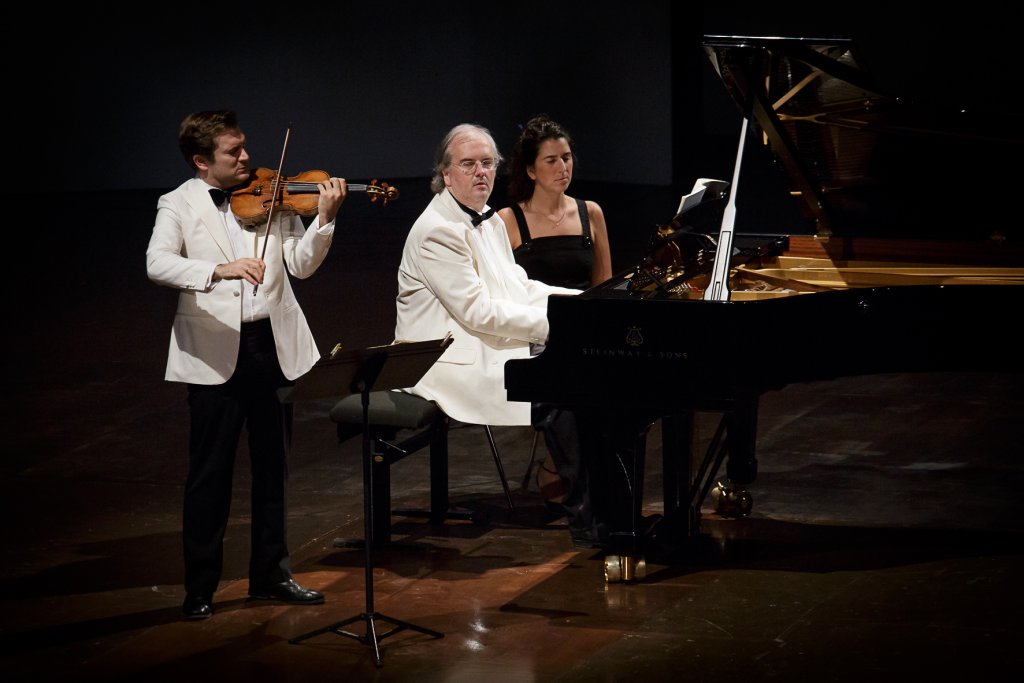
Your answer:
[317,177,347,226]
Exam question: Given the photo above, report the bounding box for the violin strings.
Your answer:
[284,182,370,192]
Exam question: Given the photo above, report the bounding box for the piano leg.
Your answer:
[725,396,759,487]
[661,412,696,533]
[540,403,762,578]
[713,397,758,518]
[656,400,761,557]
[567,408,658,560]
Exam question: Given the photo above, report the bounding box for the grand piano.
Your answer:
[504,35,1024,581]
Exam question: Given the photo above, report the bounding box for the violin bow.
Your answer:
[252,123,292,295]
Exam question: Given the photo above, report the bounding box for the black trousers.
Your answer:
[533,404,589,532]
[182,319,295,597]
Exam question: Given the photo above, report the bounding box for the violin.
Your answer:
[229,168,398,225]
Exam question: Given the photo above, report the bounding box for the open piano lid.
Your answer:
[702,35,1024,242]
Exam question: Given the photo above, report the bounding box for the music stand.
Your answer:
[285,337,452,667]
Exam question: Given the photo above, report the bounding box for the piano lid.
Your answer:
[702,35,1024,241]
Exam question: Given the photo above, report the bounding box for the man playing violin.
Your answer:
[146,110,346,620]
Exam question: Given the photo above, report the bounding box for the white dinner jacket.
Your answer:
[394,190,579,426]
[146,177,333,384]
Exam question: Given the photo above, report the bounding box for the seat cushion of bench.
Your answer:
[329,390,441,430]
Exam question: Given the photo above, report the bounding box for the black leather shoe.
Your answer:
[571,531,602,549]
[248,578,324,605]
[182,594,213,620]
[544,500,567,520]
[570,522,609,550]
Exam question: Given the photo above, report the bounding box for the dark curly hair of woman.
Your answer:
[506,115,575,204]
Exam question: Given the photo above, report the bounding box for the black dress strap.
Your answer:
[576,198,592,246]
[510,203,532,245]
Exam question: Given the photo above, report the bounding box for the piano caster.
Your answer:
[713,479,753,518]
[604,555,647,583]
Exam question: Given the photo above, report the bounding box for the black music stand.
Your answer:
[285,338,451,667]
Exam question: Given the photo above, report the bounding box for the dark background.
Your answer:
[25,3,1021,195]
[7,2,1023,374]
[4,7,1023,675]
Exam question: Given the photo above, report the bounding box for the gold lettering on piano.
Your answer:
[580,348,688,360]
[573,327,689,360]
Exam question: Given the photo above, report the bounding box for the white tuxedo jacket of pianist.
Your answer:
[395,189,579,426]
[146,177,333,385]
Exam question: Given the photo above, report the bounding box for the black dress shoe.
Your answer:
[571,531,602,549]
[570,522,609,550]
[182,594,213,620]
[248,578,324,605]
[544,500,567,520]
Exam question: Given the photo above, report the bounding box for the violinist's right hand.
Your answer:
[214,257,265,286]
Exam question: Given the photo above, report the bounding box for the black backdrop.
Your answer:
[11,3,1024,306]
[5,1,1024,412]
[21,4,1022,229]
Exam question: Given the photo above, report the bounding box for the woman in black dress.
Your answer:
[499,115,611,290]
[498,116,612,522]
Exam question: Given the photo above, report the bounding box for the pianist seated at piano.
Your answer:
[497,115,613,515]
[393,122,582,512]
[504,35,1024,572]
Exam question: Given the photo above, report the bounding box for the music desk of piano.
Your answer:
[504,35,1024,582]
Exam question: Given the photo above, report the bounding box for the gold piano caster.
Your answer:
[604,555,647,583]
[713,479,753,517]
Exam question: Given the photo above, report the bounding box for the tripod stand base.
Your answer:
[332,505,482,550]
[332,537,435,550]
[289,611,444,667]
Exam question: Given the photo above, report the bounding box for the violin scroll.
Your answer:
[365,179,399,206]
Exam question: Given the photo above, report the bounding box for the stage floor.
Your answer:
[3,190,1022,681]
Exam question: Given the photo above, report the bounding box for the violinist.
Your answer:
[146,110,346,620]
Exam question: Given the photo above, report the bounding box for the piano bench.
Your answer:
[329,391,512,546]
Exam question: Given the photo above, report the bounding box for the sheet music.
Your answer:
[284,336,454,403]
[676,178,730,215]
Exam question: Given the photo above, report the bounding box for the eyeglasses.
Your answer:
[453,158,499,174]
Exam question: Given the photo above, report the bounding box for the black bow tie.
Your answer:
[209,187,232,207]
[450,193,495,226]
[471,207,495,226]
